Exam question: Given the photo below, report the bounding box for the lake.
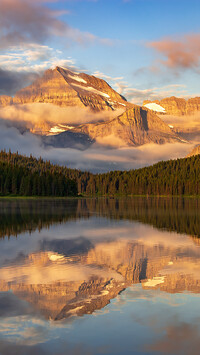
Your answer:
[0,197,200,355]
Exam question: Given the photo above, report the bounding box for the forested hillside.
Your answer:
[0,150,200,196]
[89,155,200,196]
[0,151,78,197]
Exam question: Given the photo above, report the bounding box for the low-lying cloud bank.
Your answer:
[0,104,124,132]
[162,112,200,131]
[160,112,200,144]
[0,119,194,172]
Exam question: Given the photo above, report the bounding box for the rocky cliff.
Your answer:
[143,96,200,116]
[73,106,182,146]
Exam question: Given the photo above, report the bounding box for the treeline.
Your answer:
[0,150,88,195]
[87,155,200,196]
[0,151,77,197]
[0,150,200,196]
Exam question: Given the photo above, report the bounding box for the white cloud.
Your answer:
[92,70,124,82]
[115,83,189,105]
[0,44,76,73]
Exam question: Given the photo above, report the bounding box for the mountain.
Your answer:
[143,102,166,113]
[71,106,182,146]
[43,130,94,150]
[0,66,184,147]
[9,66,130,112]
[143,96,200,116]
[186,145,200,158]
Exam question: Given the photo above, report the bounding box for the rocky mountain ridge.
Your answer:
[72,106,182,146]
[143,96,200,116]
[1,66,130,112]
[0,67,184,147]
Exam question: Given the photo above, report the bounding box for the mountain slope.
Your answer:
[11,66,130,112]
[72,106,182,146]
[43,130,94,150]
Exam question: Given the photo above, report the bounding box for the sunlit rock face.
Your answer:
[11,67,130,112]
[1,234,200,321]
[0,95,13,106]
[0,67,184,146]
[74,106,182,146]
[143,96,200,116]
[186,144,200,158]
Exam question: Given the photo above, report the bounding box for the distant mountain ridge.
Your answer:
[143,96,200,116]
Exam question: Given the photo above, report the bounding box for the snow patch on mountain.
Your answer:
[143,103,166,113]
[68,74,87,84]
[47,124,75,136]
[71,83,110,98]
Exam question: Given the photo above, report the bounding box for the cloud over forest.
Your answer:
[0,118,193,173]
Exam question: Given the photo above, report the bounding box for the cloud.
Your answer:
[95,135,127,148]
[0,340,47,355]
[162,112,200,131]
[147,322,200,355]
[0,44,77,73]
[0,118,194,172]
[0,103,124,130]
[0,0,112,50]
[147,34,200,72]
[161,112,200,144]
[0,292,34,318]
[0,0,67,48]
[0,251,122,285]
[0,45,78,95]
[0,69,39,96]
[116,84,187,105]
[92,71,124,82]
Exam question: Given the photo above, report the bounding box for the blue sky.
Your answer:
[1,0,200,103]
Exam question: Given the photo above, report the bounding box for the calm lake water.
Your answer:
[0,197,200,355]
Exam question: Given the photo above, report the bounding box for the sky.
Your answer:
[0,0,200,104]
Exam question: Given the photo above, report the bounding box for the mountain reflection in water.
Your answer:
[0,197,200,355]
